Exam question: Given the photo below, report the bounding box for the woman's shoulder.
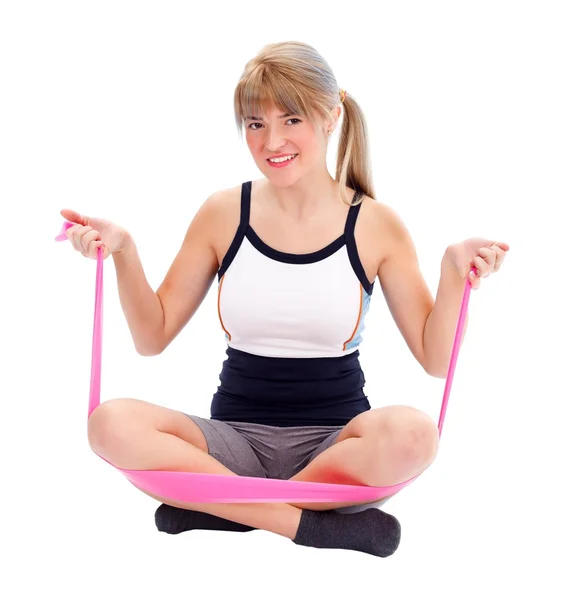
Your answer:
[197,183,245,265]
[203,183,242,214]
[356,191,399,223]
[355,193,410,266]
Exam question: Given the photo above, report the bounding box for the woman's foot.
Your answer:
[155,503,401,557]
[155,504,255,534]
[292,508,401,557]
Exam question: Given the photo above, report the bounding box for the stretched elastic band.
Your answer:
[55,220,473,504]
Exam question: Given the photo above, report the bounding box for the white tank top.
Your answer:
[217,181,375,359]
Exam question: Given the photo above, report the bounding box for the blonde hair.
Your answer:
[233,41,376,206]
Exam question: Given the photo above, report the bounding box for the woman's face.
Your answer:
[244,102,331,186]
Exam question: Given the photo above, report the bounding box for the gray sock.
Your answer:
[292,508,401,557]
[155,503,255,534]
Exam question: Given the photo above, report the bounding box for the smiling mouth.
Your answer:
[267,153,298,166]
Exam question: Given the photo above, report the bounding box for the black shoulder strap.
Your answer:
[344,190,363,236]
[216,182,252,280]
[240,181,252,230]
[344,190,374,295]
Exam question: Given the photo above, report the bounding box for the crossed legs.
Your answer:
[87,398,439,540]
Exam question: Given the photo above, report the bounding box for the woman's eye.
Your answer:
[248,118,301,131]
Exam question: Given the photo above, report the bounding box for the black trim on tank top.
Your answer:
[216,181,251,280]
[344,198,375,295]
[244,185,359,266]
[246,226,346,264]
[217,181,375,295]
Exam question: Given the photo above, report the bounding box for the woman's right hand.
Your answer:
[60,209,131,260]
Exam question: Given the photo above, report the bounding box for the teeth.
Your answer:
[268,154,296,163]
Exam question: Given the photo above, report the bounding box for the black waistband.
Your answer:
[210,347,371,427]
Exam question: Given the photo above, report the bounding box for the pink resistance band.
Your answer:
[55,221,474,504]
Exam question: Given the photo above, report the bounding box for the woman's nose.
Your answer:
[265,128,286,152]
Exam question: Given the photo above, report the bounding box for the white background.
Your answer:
[1,1,580,598]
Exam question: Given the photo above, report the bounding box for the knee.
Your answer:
[87,398,139,457]
[375,406,440,467]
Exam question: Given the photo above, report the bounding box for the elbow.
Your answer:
[135,329,167,357]
[431,368,448,379]
[426,367,447,379]
[423,359,448,379]
[136,347,157,357]
[136,343,163,357]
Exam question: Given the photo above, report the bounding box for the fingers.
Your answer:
[491,241,510,252]
[472,255,489,277]
[66,224,102,258]
[477,245,507,275]
[66,224,85,252]
[476,248,496,276]
[469,256,486,289]
[489,244,507,272]
[467,241,509,291]
[60,209,88,226]
[468,271,480,290]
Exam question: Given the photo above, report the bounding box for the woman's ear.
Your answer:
[324,106,342,135]
[330,105,342,132]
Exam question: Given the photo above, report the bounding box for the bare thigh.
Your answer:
[87,398,255,512]
[87,397,209,455]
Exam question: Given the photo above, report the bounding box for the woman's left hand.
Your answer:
[443,238,510,290]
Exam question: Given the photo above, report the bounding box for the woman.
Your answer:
[62,41,509,558]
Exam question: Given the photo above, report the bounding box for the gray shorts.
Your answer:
[183,415,388,514]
